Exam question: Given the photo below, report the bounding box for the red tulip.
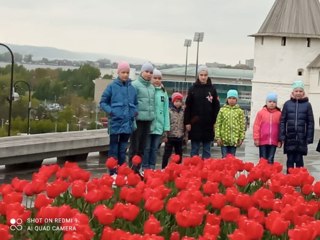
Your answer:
[210,193,226,210]
[115,174,126,187]
[0,224,12,240]
[313,181,320,196]
[105,157,118,169]
[247,207,265,224]
[234,193,253,210]
[69,168,91,182]
[120,187,142,205]
[3,192,23,204]
[206,213,221,225]
[117,163,133,176]
[127,172,141,186]
[23,178,46,196]
[71,180,86,198]
[203,223,220,236]
[221,174,234,187]
[144,197,164,213]
[171,154,181,164]
[238,217,264,240]
[93,205,115,225]
[144,215,162,235]
[225,187,239,203]
[170,231,180,240]
[63,232,87,240]
[265,211,290,236]
[132,155,142,166]
[122,203,140,221]
[228,229,247,240]
[288,226,316,240]
[301,184,313,195]
[84,189,101,204]
[166,197,183,214]
[34,193,53,209]
[11,177,29,192]
[202,181,219,195]
[235,174,248,187]
[0,184,14,196]
[220,205,240,222]
[46,179,69,198]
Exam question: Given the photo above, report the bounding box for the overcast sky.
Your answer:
[1,0,275,65]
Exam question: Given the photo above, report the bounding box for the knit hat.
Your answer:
[197,65,208,74]
[153,68,162,78]
[292,80,304,90]
[266,92,278,102]
[117,61,130,74]
[141,62,154,73]
[172,92,183,103]
[227,89,238,99]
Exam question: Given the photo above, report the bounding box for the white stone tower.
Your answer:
[250,0,320,129]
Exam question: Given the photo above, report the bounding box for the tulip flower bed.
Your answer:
[1,154,320,240]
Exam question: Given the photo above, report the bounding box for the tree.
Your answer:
[23,54,33,63]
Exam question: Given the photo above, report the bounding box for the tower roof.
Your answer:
[251,0,320,39]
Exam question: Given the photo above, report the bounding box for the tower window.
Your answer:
[281,37,286,46]
[261,37,264,45]
[318,72,320,86]
[297,68,304,76]
[307,38,311,47]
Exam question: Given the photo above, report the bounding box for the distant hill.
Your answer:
[1,43,146,63]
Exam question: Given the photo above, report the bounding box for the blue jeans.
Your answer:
[142,134,162,170]
[109,133,131,175]
[259,145,277,164]
[221,146,237,158]
[287,153,304,174]
[191,140,212,159]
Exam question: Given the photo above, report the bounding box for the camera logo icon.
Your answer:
[9,218,23,231]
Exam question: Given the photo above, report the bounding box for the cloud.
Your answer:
[0,0,275,65]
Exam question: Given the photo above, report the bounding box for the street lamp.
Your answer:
[193,32,204,78]
[0,43,14,136]
[184,39,192,82]
[13,81,32,135]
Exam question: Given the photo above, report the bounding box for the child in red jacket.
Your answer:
[253,92,282,164]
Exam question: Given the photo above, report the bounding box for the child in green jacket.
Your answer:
[215,89,245,158]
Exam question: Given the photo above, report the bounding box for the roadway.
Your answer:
[1,130,320,184]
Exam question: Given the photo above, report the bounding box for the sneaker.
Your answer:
[111,174,117,188]
[139,169,144,178]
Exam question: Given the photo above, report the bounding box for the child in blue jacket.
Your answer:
[100,61,138,175]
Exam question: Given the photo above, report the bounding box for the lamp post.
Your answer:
[13,80,32,135]
[193,32,204,79]
[184,39,192,82]
[0,43,14,136]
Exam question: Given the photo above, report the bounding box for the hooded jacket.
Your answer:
[184,78,220,141]
[100,77,137,134]
[279,97,314,155]
[150,86,170,135]
[253,106,281,146]
[132,75,155,121]
[215,104,245,146]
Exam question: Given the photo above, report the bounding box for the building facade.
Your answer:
[250,0,320,129]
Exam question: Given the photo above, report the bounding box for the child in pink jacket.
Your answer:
[253,93,282,164]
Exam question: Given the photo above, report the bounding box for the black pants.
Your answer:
[162,137,183,169]
[128,120,151,172]
[286,152,304,174]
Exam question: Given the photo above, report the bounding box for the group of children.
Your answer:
[100,60,315,175]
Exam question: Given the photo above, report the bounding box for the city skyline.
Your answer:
[1,0,275,65]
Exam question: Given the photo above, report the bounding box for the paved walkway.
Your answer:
[1,130,320,184]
